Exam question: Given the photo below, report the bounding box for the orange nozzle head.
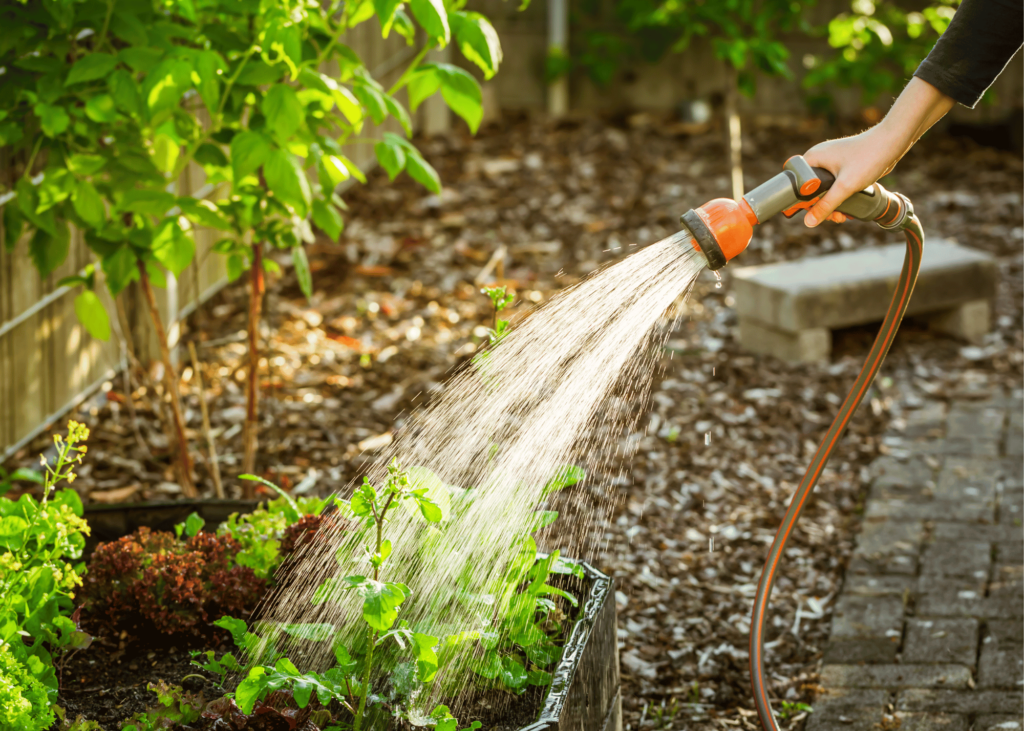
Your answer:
[684,198,755,269]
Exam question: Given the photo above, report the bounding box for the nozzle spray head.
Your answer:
[679,198,758,271]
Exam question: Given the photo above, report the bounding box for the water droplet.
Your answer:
[712,367,716,376]
[714,271,722,289]
[709,536,714,552]
[704,432,711,446]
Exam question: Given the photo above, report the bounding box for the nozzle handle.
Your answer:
[785,165,909,228]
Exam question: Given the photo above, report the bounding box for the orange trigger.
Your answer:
[782,195,821,218]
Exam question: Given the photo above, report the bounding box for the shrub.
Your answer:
[83,527,265,635]
[0,640,55,731]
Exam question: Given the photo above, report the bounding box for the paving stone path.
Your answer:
[808,388,1023,731]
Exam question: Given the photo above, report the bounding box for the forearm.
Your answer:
[878,77,956,165]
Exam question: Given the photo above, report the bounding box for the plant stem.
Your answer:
[386,42,436,97]
[137,259,197,497]
[96,0,115,51]
[354,626,375,730]
[241,243,264,486]
[188,341,224,498]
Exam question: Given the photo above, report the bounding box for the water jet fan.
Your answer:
[679,155,925,731]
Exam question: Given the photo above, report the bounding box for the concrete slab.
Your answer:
[732,239,997,361]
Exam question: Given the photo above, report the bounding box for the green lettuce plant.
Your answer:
[0,421,92,727]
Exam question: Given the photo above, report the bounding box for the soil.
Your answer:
[8,111,1022,730]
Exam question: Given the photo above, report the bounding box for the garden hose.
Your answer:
[679,156,924,730]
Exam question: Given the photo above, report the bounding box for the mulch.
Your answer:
[7,111,1022,730]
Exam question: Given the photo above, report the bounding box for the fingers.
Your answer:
[804,185,849,228]
[828,211,847,224]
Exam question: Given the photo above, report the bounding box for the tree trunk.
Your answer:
[241,243,264,493]
[725,64,744,201]
[136,260,196,497]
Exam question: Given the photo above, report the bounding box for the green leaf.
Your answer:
[66,53,119,86]
[412,632,439,682]
[110,13,149,46]
[29,224,70,278]
[407,69,441,112]
[178,198,232,231]
[383,95,412,137]
[35,103,69,137]
[238,474,301,522]
[151,219,195,277]
[360,580,406,631]
[230,131,271,184]
[0,515,28,550]
[292,246,313,300]
[120,190,176,216]
[37,169,73,212]
[339,156,367,184]
[393,8,416,44]
[74,290,111,341]
[119,47,164,74]
[352,82,387,125]
[68,154,107,176]
[85,94,118,123]
[435,63,482,133]
[235,667,268,714]
[108,70,143,117]
[318,155,350,190]
[101,246,139,296]
[3,205,23,252]
[500,655,528,689]
[184,511,205,537]
[311,199,344,240]
[404,148,441,193]
[543,465,584,495]
[410,0,450,45]
[262,84,304,142]
[374,0,404,36]
[326,81,363,127]
[265,150,311,216]
[195,50,225,114]
[451,12,502,79]
[374,139,406,180]
[235,60,285,86]
[152,134,180,173]
[143,59,193,118]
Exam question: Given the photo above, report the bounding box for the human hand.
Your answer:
[802,125,905,228]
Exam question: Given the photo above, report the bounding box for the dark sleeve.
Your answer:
[913,0,1023,109]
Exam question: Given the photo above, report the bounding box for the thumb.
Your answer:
[804,184,848,228]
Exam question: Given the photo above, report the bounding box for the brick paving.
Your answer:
[808,388,1023,731]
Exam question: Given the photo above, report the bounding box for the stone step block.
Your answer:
[894,714,968,731]
[820,663,971,689]
[975,716,1022,731]
[732,239,997,362]
[896,689,1023,715]
[805,689,889,731]
[978,619,1024,689]
[902,618,979,665]
[920,541,992,580]
[917,586,1022,619]
[830,594,905,640]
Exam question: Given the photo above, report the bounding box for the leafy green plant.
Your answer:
[779,700,813,720]
[0,0,508,493]
[121,680,204,731]
[802,0,960,107]
[565,0,814,95]
[0,640,55,731]
[0,421,91,715]
[0,465,43,498]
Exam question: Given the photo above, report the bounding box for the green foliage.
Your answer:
[121,681,203,731]
[779,700,813,719]
[0,465,43,498]
[567,0,814,95]
[0,0,503,332]
[0,641,55,731]
[217,490,327,579]
[0,421,91,707]
[803,0,960,104]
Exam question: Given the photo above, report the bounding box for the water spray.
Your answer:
[679,155,924,731]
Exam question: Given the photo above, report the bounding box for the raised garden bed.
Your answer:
[66,496,621,730]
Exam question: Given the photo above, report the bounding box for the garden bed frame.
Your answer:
[81,500,624,730]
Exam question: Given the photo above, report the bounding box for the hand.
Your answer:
[801,77,955,228]
[802,125,904,227]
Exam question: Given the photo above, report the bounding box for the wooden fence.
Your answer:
[0,20,434,460]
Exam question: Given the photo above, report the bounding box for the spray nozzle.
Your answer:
[679,155,912,271]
